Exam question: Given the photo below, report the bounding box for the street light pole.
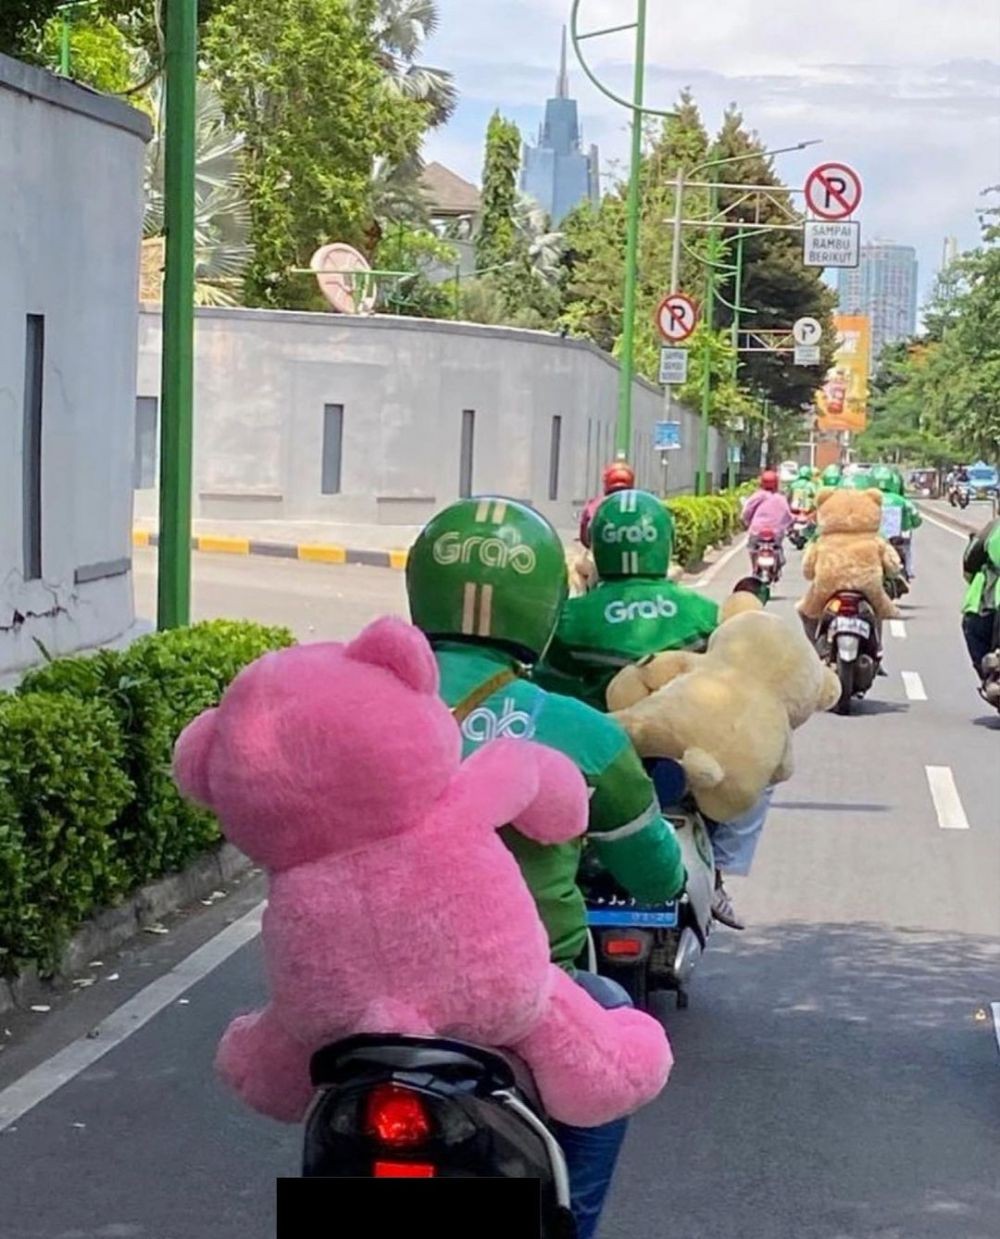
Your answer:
[157,0,197,630]
[572,1,673,464]
[615,0,648,458]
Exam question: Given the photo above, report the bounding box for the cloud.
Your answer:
[423,1,1000,299]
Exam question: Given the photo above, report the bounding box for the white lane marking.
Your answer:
[693,535,749,588]
[889,620,907,639]
[921,511,972,539]
[925,766,970,831]
[0,903,264,1131]
[991,1003,1000,1058]
[901,671,927,701]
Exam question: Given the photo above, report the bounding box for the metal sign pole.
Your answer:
[156,0,197,630]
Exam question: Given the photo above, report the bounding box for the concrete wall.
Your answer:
[135,309,725,530]
[0,55,150,677]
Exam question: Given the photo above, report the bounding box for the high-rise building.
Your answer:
[836,240,918,370]
[520,28,600,225]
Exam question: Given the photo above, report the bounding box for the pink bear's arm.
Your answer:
[443,739,588,845]
[216,1005,314,1123]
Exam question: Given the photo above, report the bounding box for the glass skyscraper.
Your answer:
[520,29,600,225]
[837,241,919,370]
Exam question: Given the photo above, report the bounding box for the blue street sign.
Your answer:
[655,420,682,451]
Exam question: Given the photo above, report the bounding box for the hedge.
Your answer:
[1,620,293,977]
[666,487,750,568]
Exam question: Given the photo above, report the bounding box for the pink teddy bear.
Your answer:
[173,617,672,1128]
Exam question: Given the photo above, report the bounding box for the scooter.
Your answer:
[582,759,714,1012]
[302,1034,576,1237]
[977,612,1000,712]
[814,590,882,715]
[788,509,816,551]
[751,531,783,586]
[949,483,972,510]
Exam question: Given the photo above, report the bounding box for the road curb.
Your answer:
[0,843,253,1016]
[133,529,409,571]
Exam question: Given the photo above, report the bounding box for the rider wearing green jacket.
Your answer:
[406,496,686,969]
[790,464,818,512]
[538,488,764,932]
[406,497,687,1238]
[538,490,719,710]
[871,465,922,576]
[962,515,1000,680]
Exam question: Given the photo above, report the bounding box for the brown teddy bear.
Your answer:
[798,487,902,621]
[606,609,841,821]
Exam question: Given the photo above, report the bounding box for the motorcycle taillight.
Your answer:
[365,1084,433,1149]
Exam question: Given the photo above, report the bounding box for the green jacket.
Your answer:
[879,491,922,537]
[538,578,720,710]
[790,480,818,510]
[963,518,1000,615]
[435,641,686,969]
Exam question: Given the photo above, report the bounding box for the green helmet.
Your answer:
[591,489,673,580]
[872,465,895,493]
[820,463,843,486]
[406,498,567,662]
[797,465,814,481]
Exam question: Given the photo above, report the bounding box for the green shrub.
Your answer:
[666,487,748,567]
[4,620,295,976]
[0,693,134,975]
[19,620,294,882]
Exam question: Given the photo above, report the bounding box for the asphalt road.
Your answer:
[2,520,998,1239]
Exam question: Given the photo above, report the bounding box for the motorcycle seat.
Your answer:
[310,1034,544,1112]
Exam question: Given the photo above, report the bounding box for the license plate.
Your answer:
[587,905,678,929]
[832,616,870,637]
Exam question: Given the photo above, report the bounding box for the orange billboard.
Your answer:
[816,315,871,433]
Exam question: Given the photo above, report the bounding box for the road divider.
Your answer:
[133,530,409,571]
[901,671,927,701]
[925,765,970,831]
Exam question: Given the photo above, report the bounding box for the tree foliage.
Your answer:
[858,192,1000,464]
[476,111,522,271]
[203,0,429,308]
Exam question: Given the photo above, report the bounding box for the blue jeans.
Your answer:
[706,787,773,877]
[550,971,632,1239]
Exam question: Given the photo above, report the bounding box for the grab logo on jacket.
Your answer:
[604,596,679,624]
[461,698,537,743]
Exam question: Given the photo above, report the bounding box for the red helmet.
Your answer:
[760,470,779,492]
[602,461,635,493]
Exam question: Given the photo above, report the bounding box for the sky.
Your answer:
[422,0,1000,304]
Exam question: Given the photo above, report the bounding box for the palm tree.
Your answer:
[515,196,564,286]
[143,80,252,306]
[372,0,456,128]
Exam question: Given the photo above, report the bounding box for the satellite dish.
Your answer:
[310,243,377,314]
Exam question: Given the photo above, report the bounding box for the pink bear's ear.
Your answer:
[173,708,219,807]
[345,616,439,695]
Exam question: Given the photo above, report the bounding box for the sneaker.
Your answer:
[711,875,746,931]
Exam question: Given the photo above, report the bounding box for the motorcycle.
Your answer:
[302,1033,576,1237]
[788,510,815,551]
[977,613,1000,712]
[751,531,783,586]
[582,759,714,1012]
[814,591,882,715]
[885,534,911,601]
[949,483,971,510]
